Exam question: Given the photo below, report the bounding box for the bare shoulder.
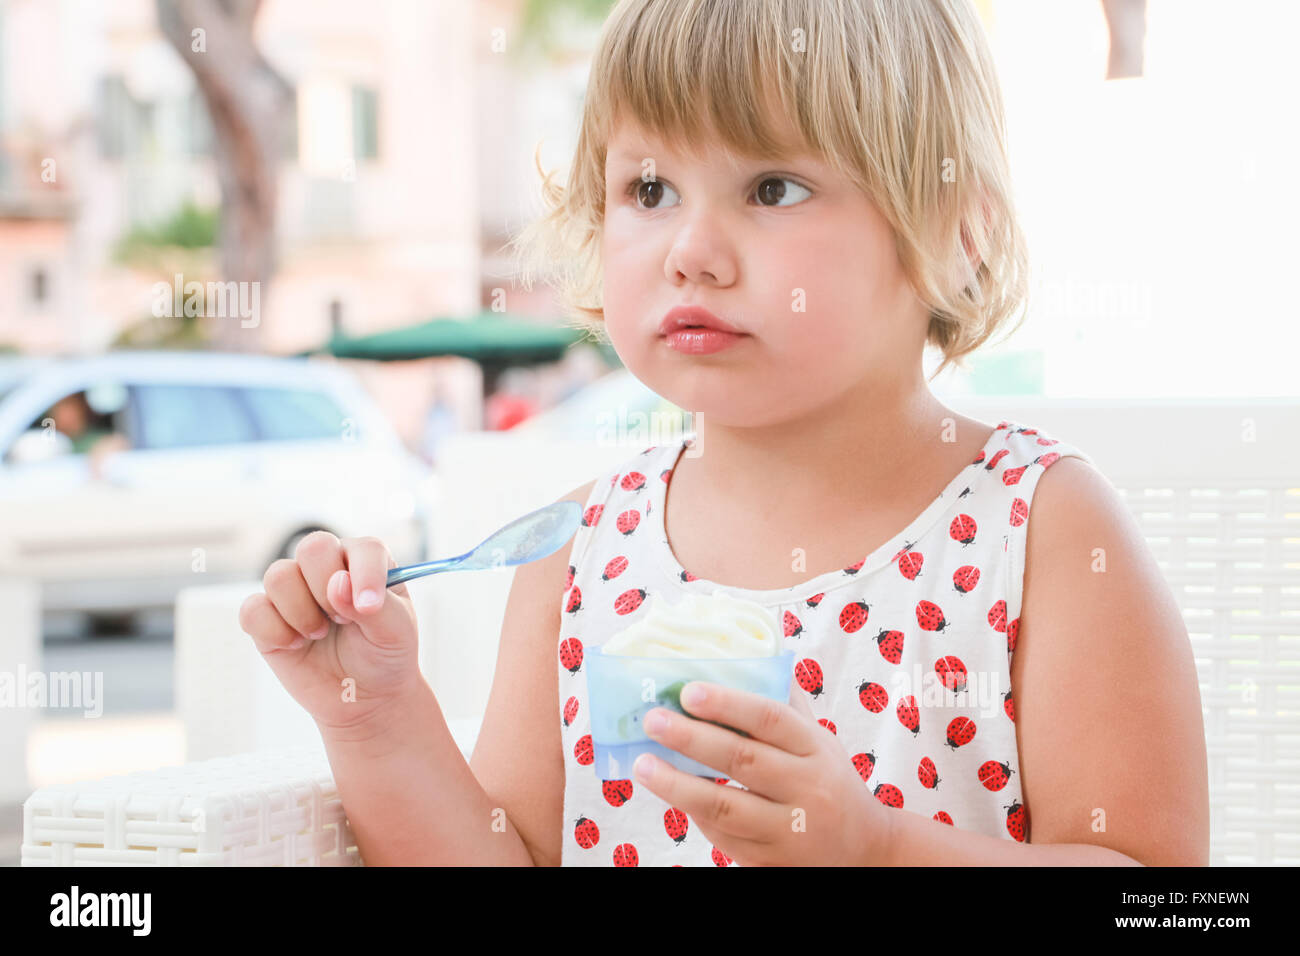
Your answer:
[467,477,597,867]
[1011,456,1210,864]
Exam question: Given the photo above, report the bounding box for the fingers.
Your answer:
[238,591,307,654]
[294,530,349,624]
[262,558,333,641]
[339,536,393,613]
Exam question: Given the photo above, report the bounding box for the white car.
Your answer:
[0,351,430,631]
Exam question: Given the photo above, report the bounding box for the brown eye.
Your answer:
[636,180,665,208]
[756,178,787,206]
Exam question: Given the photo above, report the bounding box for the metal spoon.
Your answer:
[385,500,582,588]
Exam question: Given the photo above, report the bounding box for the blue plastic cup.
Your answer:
[585,647,796,780]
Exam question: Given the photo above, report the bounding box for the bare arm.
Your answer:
[879,458,1209,865]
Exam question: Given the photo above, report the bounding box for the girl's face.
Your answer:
[601,115,932,428]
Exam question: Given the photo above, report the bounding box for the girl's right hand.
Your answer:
[238,531,422,735]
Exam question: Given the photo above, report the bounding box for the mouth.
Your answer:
[657,305,747,337]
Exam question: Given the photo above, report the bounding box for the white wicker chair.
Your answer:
[20,400,1300,865]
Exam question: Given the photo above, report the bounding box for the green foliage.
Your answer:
[514,0,617,62]
[114,201,219,262]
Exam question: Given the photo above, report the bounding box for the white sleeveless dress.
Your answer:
[555,420,1096,866]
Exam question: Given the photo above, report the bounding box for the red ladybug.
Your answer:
[616,509,641,535]
[1035,452,1061,468]
[614,588,647,615]
[1004,690,1015,723]
[603,779,634,806]
[988,599,1008,633]
[1007,616,1021,654]
[839,601,871,633]
[918,756,940,789]
[933,811,954,826]
[896,695,920,735]
[818,718,837,735]
[602,556,628,581]
[559,637,584,674]
[574,816,599,849]
[783,610,804,638]
[970,449,987,466]
[979,760,1013,791]
[946,716,977,749]
[898,551,924,580]
[565,564,575,590]
[574,734,594,765]
[953,565,980,593]
[949,513,977,545]
[1009,497,1028,527]
[620,471,646,492]
[711,846,732,867]
[582,504,603,527]
[916,600,949,633]
[985,447,1010,471]
[890,540,917,564]
[660,468,672,483]
[874,628,904,664]
[844,558,865,575]
[664,808,689,845]
[806,592,824,609]
[612,843,639,866]
[1002,465,1028,486]
[796,658,825,698]
[680,570,698,583]
[563,696,579,726]
[851,751,876,782]
[857,680,889,713]
[1005,800,1029,842]
[565,586,583,614]
[873,784,904,808]
[935,655,967,692]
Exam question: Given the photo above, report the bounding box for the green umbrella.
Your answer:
[300,311,592,364]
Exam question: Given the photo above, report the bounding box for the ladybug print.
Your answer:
[978,760,1013,791]
[664,808,689,845]
[945,716,977,749]
[603,779,634,806]
[851,751,876,782]
[896,695,920,736]
[612,843,639,866]
[987,599,1008,633]
[949,513,977,545]
[839,600,871,633]
[952,565,980,593]
[873,784,904,808]
[1005,801,1029,842]
[874,628,905,664]
[616,509,641,535]
[916,600,949,632]
[935,655,968,692]
[555,424,1088,863]
[898,550,924,580]
[559,637,583,674]
[796,658,825,698]
[857,680,889,713]
[574,816,600,849]
[614,588,647,615]
[918,756,941,789]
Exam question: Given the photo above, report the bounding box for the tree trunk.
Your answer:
[155,0,291,352]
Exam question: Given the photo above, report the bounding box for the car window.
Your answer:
[133,384,256,449]
[239,386,349,441]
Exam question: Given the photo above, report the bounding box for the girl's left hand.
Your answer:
[633,681,896,866]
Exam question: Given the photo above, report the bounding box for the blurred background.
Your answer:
[0,0,1296,865]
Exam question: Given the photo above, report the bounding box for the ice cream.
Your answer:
[599,588,782,658]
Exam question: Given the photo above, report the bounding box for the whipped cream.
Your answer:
[600,588,782,658]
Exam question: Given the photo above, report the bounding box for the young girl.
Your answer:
[240,0,1208,866]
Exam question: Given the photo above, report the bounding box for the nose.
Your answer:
[663,214,737,288]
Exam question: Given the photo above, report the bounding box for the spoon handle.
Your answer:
[386,554,468,588]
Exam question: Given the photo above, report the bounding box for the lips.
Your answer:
[657,305,746,337]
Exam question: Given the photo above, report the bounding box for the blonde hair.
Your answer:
[509,0,1028,382]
